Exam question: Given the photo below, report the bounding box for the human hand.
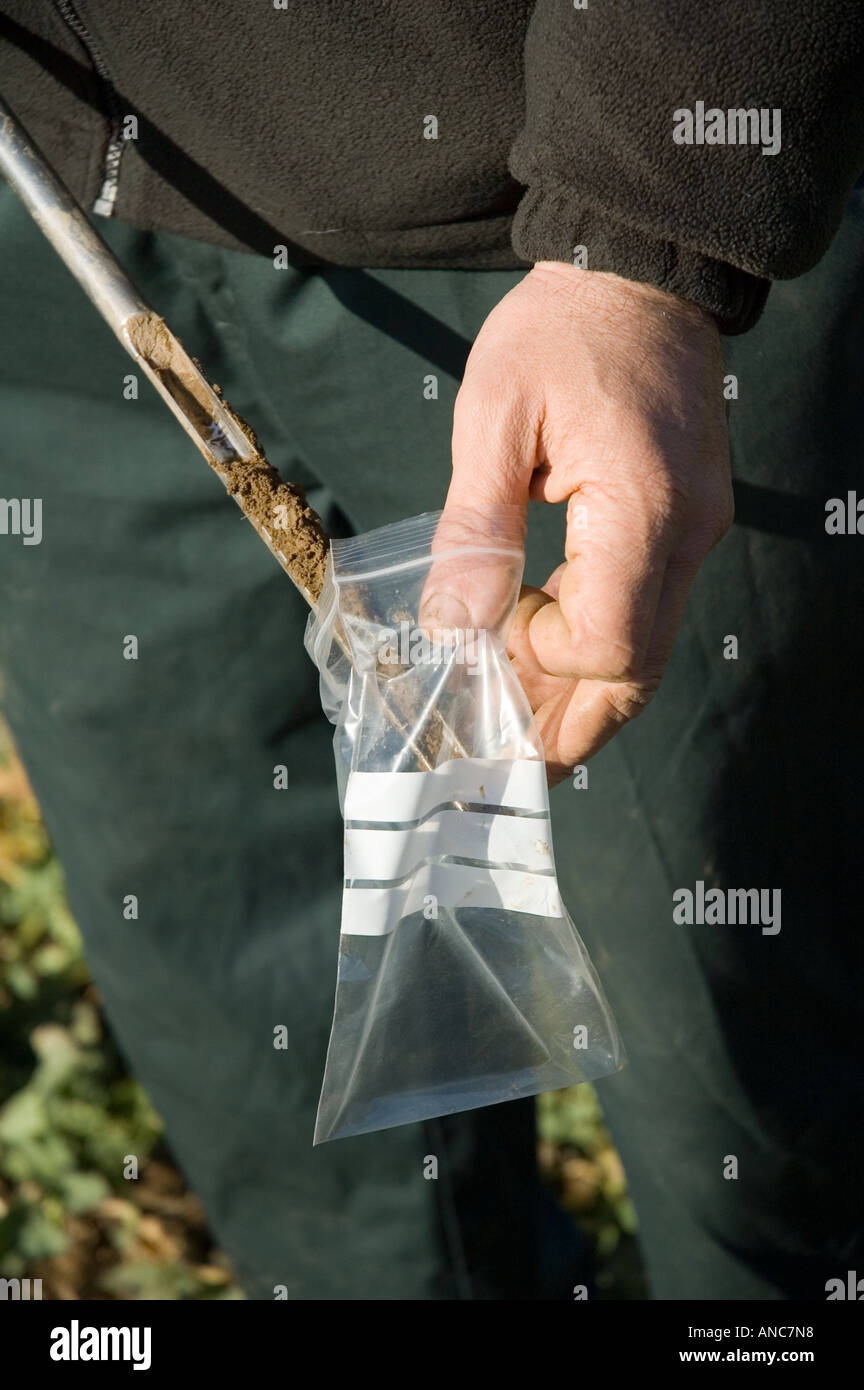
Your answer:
[424,263,733,784]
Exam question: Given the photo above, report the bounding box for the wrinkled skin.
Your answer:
[423,262,733,784]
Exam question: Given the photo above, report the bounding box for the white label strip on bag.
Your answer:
[345,810,555,881]
[342,862,563,938]
[343,757,549,823]
[340,759,562,936]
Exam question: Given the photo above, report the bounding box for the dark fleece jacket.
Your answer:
[1,0,864,331]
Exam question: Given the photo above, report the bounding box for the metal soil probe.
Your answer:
[0,93,329,608]
[0,96,467,772]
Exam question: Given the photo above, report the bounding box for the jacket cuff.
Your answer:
[512,184,771,336]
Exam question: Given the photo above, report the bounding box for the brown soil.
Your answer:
[125,314,447,768]
[126,312,329,604]
[215,450,328,604]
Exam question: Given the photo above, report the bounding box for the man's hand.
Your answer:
[431,262,733,783]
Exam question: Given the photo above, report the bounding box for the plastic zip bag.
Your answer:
[305,510,624,1143]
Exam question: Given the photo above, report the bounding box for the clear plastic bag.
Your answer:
[305,510,624,1143]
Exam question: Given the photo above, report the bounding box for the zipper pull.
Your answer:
[92,139,123,217]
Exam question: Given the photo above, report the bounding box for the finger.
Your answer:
[544,553,700,767]
[506,585,566,707]
[541,562,567,601]
[419,503,526,638]
[528,481,677,680]
[638,549,703,675]
[508,584,555,657]
[419,371,536,634]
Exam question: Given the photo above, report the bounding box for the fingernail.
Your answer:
[421,593,471,629]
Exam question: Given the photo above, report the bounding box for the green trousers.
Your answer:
[1,181,862,1300]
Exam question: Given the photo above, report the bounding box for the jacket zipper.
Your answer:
[54,0,126,216]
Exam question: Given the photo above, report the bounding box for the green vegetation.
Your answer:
[0,726,242,1299]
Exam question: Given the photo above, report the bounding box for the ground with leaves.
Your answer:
[0,720,644,1299]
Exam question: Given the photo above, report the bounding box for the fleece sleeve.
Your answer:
[509,0,864,332]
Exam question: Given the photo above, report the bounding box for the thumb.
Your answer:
[419,373,532,636]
